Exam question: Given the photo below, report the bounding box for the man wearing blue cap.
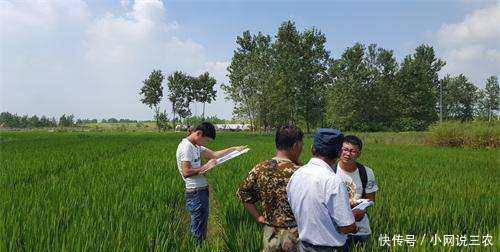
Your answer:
[287,128,359,251]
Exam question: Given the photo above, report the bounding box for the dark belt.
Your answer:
[185,186,209,193]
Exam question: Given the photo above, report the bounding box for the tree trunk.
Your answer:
[155,106,160,131]
[172,104,176,131]
[202,103,206,120]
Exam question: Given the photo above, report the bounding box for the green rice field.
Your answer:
[0,132,498,251]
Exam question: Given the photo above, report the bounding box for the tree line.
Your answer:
[139,70,218,130]
[0,112,142,128]
[223,21,499,132]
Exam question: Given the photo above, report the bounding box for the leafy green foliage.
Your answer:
[440,74,478,122]
[58,114,75,127]
[224,21,330,132]
[140,70,165,130]
[0,112,58,128]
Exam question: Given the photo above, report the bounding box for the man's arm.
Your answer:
[236,166,263,224]
[202,146,246,159]
[181,159,217,178]
[327,178,357,233]
[242,203,266,224]
[363,168,378,202]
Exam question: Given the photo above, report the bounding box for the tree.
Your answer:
[272,21,302,126]
[156,110,170,131]
[440,75,461,120]
[441,74,478,121]
[139,69,164,130]
[167,71,194,127]
[28,115,40,128]
[294,26,330,133]
[224,31,273,131]
[59,114,74,127]
[327,43,368,131]
[0,112,17,128]
[225,21,332,132]
[194,72,217,119]
[327,43,400,131]
[455,75,477,122]
[484,75,499,121]
[394,44,445,131]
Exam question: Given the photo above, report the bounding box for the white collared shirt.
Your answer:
[287,158,355,247]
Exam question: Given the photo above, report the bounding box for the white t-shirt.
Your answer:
[335,162,378,235]
[176,138,208,189]
[287,158,355,247]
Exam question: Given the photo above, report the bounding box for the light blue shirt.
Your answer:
[287,158,355,247]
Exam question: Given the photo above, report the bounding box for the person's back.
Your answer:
[288,157,353,247]
[238,157,299,228]
[237,125,304,252]
[287,128,358,251]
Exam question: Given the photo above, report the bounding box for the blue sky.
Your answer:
[1,0,499,120]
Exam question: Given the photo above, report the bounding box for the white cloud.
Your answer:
[435,3,500,86]
[1,0,233,119]
[0,0,90,32]
[203,61,229,82]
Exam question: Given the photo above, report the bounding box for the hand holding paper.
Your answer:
[352,199,374,211]
[216,147,250,165]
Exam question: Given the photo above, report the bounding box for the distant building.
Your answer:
[175,124,190,132]
[215,124,250,131]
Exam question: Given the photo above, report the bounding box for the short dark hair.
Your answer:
[194,122,216,140]
[343,135,363,151]
[275,125,303,151]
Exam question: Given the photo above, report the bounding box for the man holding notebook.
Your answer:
[176,122,245,243]
[334,135,378,248]
[237,125,304,251]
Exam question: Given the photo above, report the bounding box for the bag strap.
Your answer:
[356,162,368,198]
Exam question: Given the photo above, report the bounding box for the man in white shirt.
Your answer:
[287,128,360,251]
[176,122,245,243]
[334,135,379,249]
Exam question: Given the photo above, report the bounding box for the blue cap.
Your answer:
[313,128,344,157]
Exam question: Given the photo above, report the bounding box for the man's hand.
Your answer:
[200,159,218,175]
[257,215,266,225]
[352,209,366,221]
[350,199,360,208]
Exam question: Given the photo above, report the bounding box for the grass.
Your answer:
[0,131,498,251]
[427,121,499,149]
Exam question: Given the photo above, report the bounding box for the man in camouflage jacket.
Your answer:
[237,125,304,252]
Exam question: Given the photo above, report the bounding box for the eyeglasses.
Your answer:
[341,147,359,154]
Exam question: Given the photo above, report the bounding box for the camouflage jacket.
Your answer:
[236,157,300,228]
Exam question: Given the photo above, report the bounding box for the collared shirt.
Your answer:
[287,158,355,247]
[236,157,300,228]
[176,138,208,189]
[335,162,379,235]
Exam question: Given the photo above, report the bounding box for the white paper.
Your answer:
[352,199,374,211]
[216,148,250,165]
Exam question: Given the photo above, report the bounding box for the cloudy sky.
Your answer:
[1,0,499,120]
